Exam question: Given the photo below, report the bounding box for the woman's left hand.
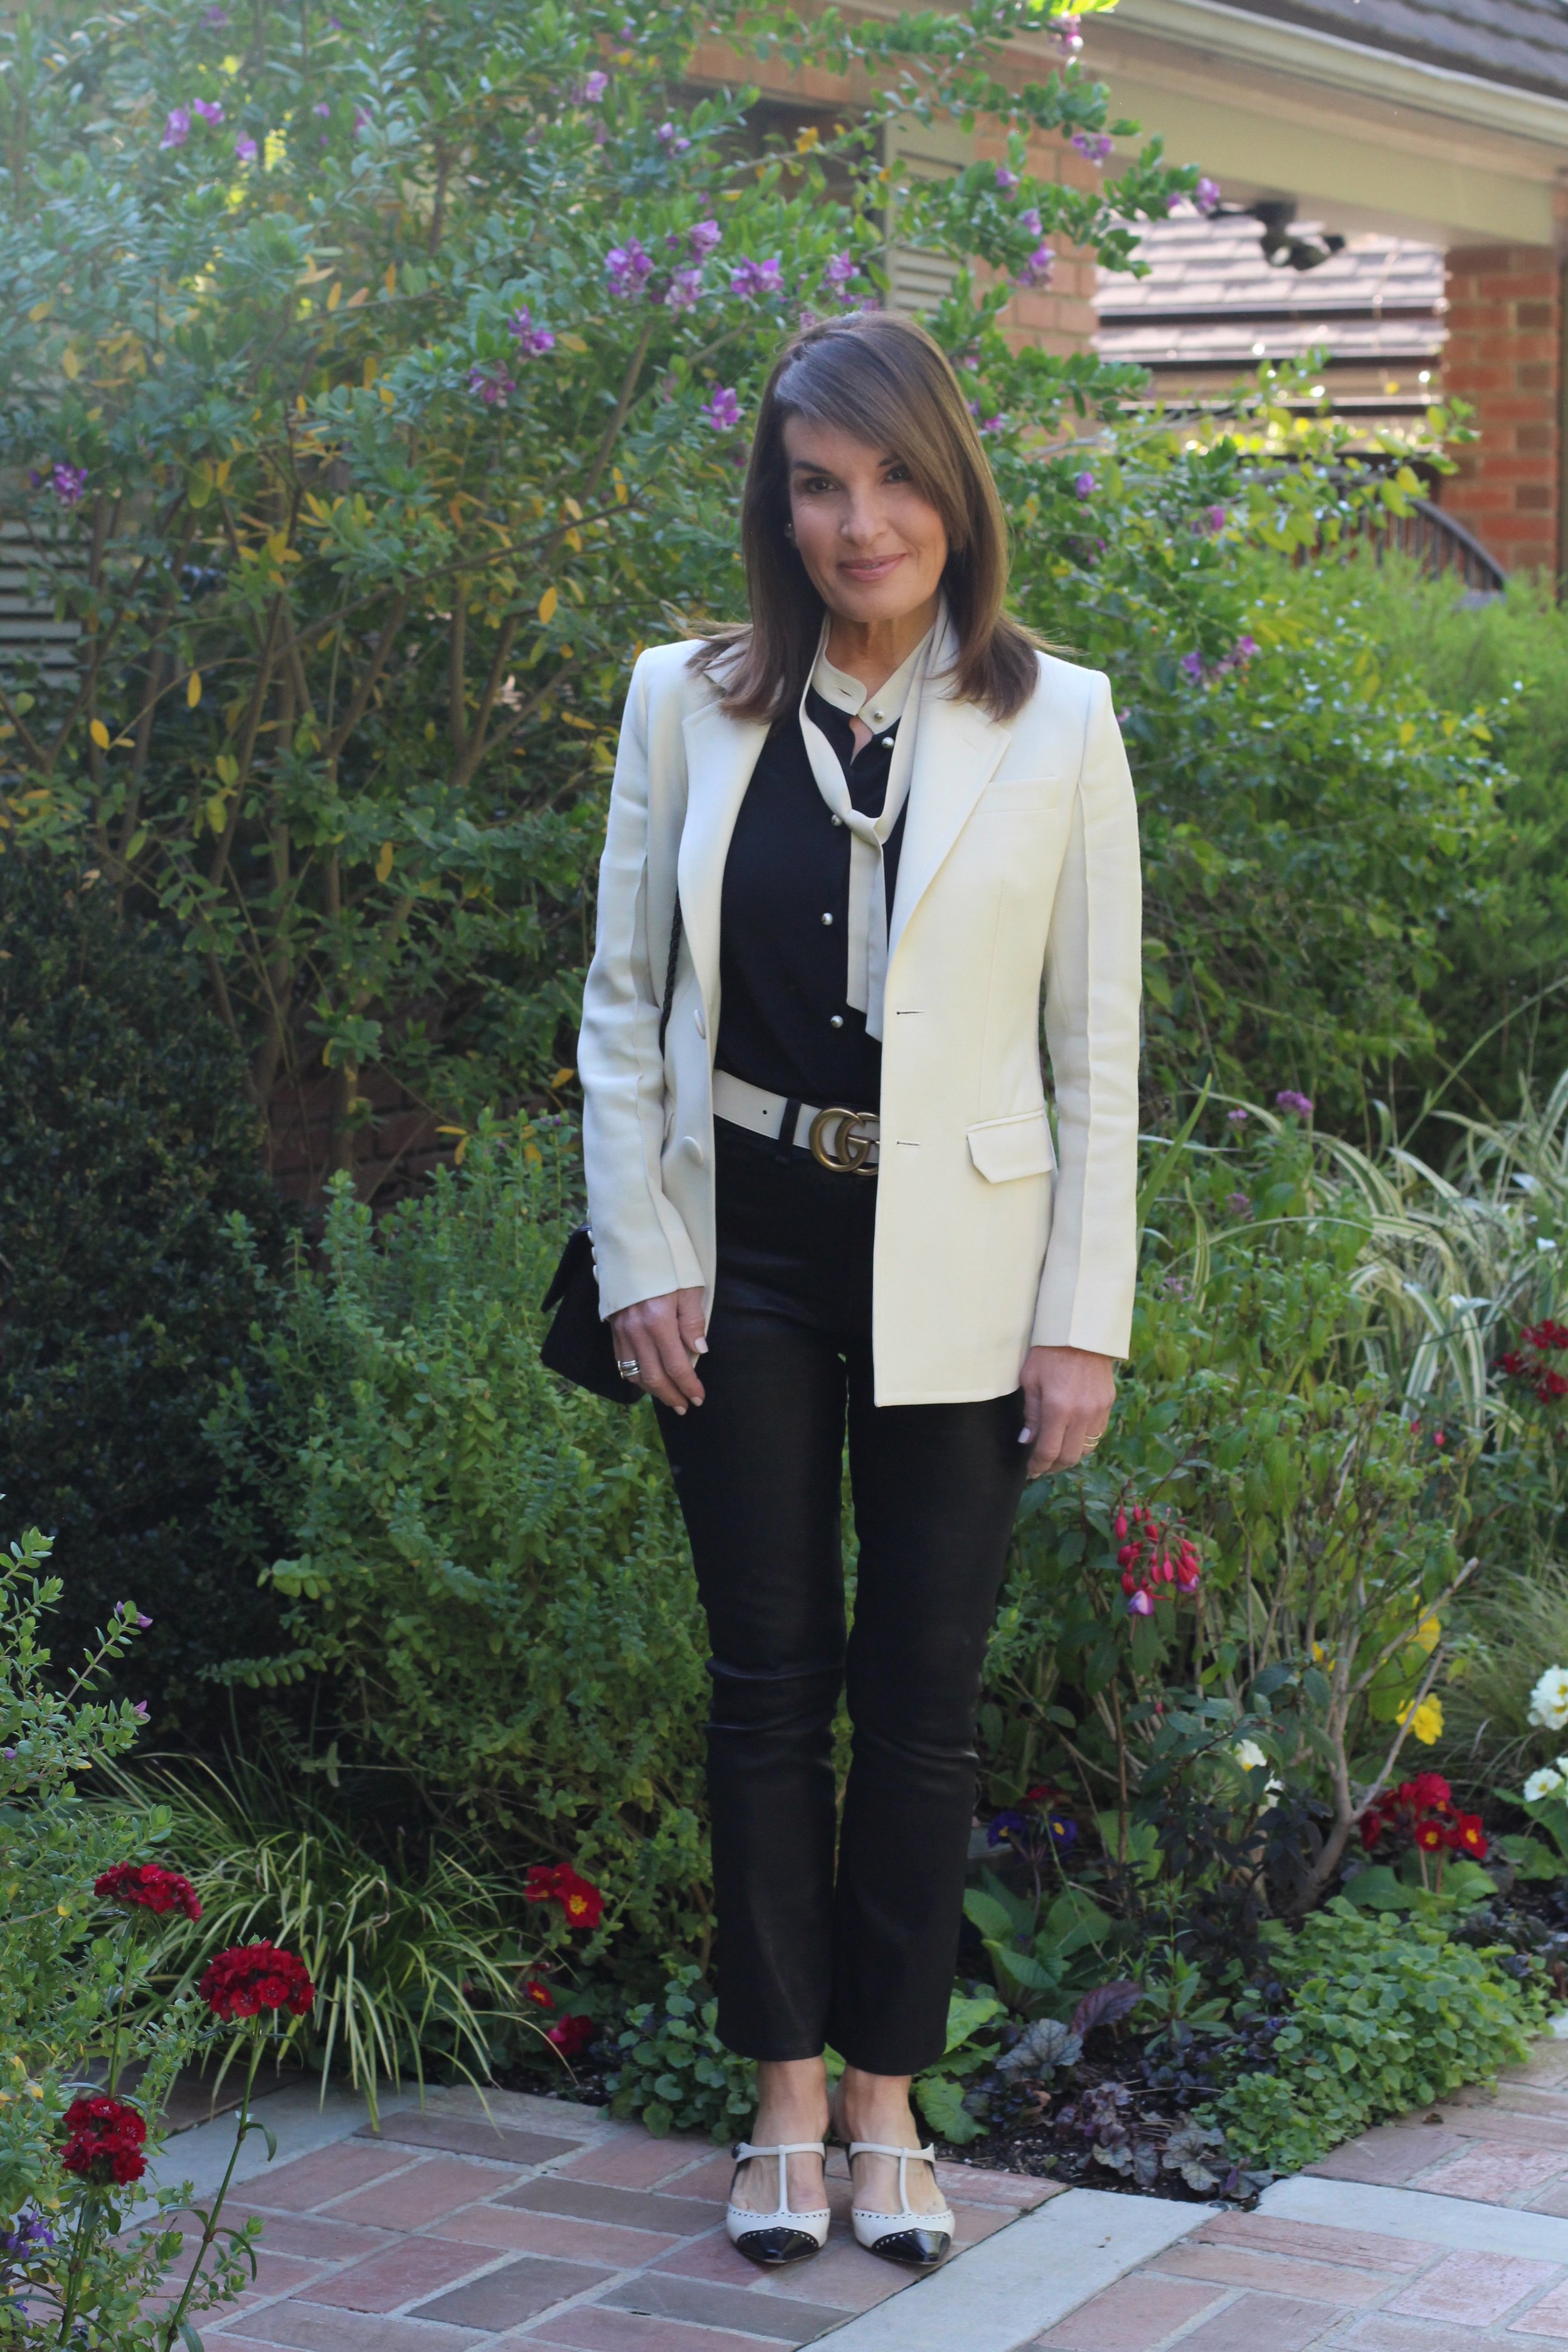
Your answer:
[1019,1345,1116,1478]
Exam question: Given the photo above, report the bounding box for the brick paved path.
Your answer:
[1035,2038,1568,2352]
[185,2083,1055,2349]
[149,2031,1568,2349]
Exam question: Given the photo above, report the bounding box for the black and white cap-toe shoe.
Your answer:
[847,2139,955,2267]
[724,2140,830,2268]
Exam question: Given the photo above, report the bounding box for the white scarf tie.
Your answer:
[797,601,952,1042]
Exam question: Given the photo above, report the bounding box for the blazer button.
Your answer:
[693,1006,707,1038]
[681,1135,705,1165]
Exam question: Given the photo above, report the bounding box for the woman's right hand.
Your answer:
[608,1288,707,1413]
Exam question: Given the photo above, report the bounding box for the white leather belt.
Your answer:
[711,1069,880,1173]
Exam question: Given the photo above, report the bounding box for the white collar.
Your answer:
[810,625,933,735]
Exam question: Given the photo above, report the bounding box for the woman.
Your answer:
[578,310,1141,2270]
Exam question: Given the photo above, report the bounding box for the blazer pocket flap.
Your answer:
[967,1110,1056,1183]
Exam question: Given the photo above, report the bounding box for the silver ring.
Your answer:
[616,1359,642,1380]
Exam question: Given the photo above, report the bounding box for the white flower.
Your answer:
[1528,1667,1568,1730]
[1234,1740,1268,1772]
[1525,1767,1566,1803]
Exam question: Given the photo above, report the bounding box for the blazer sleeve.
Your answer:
[577,651,705,1317]
[1032,671,1143,1358]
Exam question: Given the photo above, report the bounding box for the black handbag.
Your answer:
[539,900,684,1404]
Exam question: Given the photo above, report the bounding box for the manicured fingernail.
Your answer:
[1018,1428,1033,1444]
[694,1338,709,1354]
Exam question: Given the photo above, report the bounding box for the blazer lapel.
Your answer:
[887,690,1014,974]
[679,699,769,1021]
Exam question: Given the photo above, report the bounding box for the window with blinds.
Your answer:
[883,115,973,318]
[1,521,79,688]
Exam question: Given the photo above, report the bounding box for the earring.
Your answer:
[784,522,795,543]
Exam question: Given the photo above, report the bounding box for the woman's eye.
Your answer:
[884,464,911,482]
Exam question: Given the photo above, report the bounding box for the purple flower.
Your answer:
[1226,1106,1249,1126]
[1047,1813,1078,1853]
[202,4,230,23]
[1180,649,1205,683]
[1071,131,1114,165]
[1275,1089,1314,1119]
[986,1809,1029,1847]
[160,107,191,149]
[314,100,331,118]
[1200,504,1227,533]
[1052,11,1083,52]
[192,98,225,126]
[1226,1190,1253,1217]
[656,120,691,152]
[978,413,1005,434]
[507,305,556,355]
[825,251,857,287]
[995,163,1019,191]
[731,255,783,301]
[1,2210,57,2259]
[469,364,516,406]
[702,384,742,431]
[133,1701,150,1721]
[1233,633,1258,661]
[665,265,703,314]
[1074,469,1095,499]
[688,218,722,259]
[352,107,369,134]
[581,70,608,102]
[605,239,654,299]
[234,132,258,162]
[51,463,88,507]
[1128,1587,1155,1617]
[1164,1273,1190,1296]
[1015,242,1055,290]
[1195,175,1221,216]
[1020,206,1042,238]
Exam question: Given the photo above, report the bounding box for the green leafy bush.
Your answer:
[208,1121,711,1974]
[0,1524,256,2344]
[605,1968,755,2143]
[0,857,287,1724]
[1214,1900,1547,2173]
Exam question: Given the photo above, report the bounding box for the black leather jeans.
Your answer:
[655,1120,1029,2076]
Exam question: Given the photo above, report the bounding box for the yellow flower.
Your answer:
[1397,1695,1444,1745]
[1414,1614,1441,1653]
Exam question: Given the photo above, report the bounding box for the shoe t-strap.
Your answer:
[847,2138,938,2214]
[731,2140,827,2218]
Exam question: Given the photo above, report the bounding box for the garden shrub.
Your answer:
[0,856,287,1725]
[1214,1900,1547,2173]
[208,1121,711,1978]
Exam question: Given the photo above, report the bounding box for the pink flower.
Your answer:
[581,70,608,102]
[1015,243,1055,290]
[655,120,691,152]
[1074,469,1095,499]
[665,265,703,313]
[702,384,741,431]
[1195,176,1221,216]
[1275,1089,1314,1119]
[1127,1588,1155,1617]
[731,255,783,301]
[1052,12,1083,53]
[192,98,225,126]
[469,364,516,406]
[507,305,556,356]
[1200,504,1227,532]
[313,100,331,118]
[160,107,191,149]
[1020,207,1042,237]
[605,240,653,299]
[995,164,1019,191]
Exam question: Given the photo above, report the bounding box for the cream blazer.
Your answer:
[577,637,1143,1406]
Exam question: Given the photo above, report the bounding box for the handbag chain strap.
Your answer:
[657,896,684,1056]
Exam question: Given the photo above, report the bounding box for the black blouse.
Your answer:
[714,689,906,1112]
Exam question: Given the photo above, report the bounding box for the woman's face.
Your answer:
[781,414,948,630]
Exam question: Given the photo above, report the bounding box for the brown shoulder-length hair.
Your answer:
[689,310,1042,723]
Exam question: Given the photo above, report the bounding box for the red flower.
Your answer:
[198,1942,315,2022]
[1537,1370,1568,1403]
[523,1862,605,1931]
[545,2013,594,2058]
[1446,1812,1489,1860]
[95,1862,201,1922]
[1414,1820,1445,1852]
[61,2094,147,2187]
[1407,1772,1451,1809]
[1522,1320,1568,1353]
[523,1978,556,2010]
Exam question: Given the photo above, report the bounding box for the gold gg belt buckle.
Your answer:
[808,1105,879,1174]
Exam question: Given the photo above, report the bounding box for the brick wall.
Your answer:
[1440,242,1565,575]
